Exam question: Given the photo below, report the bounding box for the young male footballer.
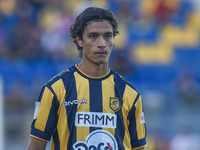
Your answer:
[27,6,147,150]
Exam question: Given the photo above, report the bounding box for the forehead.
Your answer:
[83,20,113,34]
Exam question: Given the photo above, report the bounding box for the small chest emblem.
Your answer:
[110,97,121,112]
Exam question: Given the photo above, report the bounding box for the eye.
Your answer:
[104,34,112,38]
[89,34,97,38]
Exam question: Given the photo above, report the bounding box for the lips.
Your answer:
[95,52,107,57]
[95,52,107,55]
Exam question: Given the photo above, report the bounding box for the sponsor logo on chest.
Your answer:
[75,112,117,129]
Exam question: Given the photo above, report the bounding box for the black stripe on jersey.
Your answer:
[128,93,140,148]
[44,95,59,133]
[30,128,51,141]
[89,79,102,132]
[114,74,126,150]
[61,72,77,149]
[132,138,147,149]
[53,129,60,150]
[44,74,63,134]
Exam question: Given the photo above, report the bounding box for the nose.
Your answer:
[97,36,106,48]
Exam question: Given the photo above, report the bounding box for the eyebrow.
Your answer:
[87,31,113,35]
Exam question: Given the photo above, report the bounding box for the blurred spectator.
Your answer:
[154,0,178,25]
[175,67,200,107]
[146,134,169,150]
[169,129,200,150]
[13,18,43,60]
[39,9,72,61]
[0,29,5,52]
[5,80,25,111]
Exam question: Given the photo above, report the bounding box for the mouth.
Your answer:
[95,52,107,56]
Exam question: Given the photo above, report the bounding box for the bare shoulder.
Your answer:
[27,137,47,150]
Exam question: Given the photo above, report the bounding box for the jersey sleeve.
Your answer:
[128,94,147,149]
[30,85,59,142]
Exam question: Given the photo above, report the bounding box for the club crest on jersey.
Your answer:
[110,97,121,112]
[73,130,118,150]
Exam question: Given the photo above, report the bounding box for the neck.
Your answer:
[77,61,109,77]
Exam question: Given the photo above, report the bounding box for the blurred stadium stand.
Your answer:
[0,0,200,149]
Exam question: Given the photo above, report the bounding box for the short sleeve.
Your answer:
[128,95,147,149]
[30,86,59,141]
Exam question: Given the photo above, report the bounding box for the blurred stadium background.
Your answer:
[0,0,200,150]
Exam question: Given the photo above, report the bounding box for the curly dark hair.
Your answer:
[69,6,119,58]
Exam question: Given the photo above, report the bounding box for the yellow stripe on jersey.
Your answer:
[122,85,138,149]
[102,74,115,134]
[56,107,69,149]
[122,84,138,125]
[51,79,69,149]
[135,95,146,140]
[51,79,66,114]
[74,72,90,141]
[35,87,54,131]
[132,144,147,150]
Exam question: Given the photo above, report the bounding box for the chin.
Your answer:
[94,60,108,65]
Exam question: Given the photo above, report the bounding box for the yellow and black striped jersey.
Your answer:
[30,64,147,150]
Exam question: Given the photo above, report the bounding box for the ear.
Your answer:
[76,36,84,48]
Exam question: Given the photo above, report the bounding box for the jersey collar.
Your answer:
[75,64,111,79]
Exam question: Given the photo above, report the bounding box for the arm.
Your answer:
[27,137,47,150]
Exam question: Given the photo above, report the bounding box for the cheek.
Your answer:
[84,43,92,51]
[109,38,114,46]
[108,41,114,50]
[82,44,93,56]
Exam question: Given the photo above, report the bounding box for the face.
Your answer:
[76,20,114,66]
